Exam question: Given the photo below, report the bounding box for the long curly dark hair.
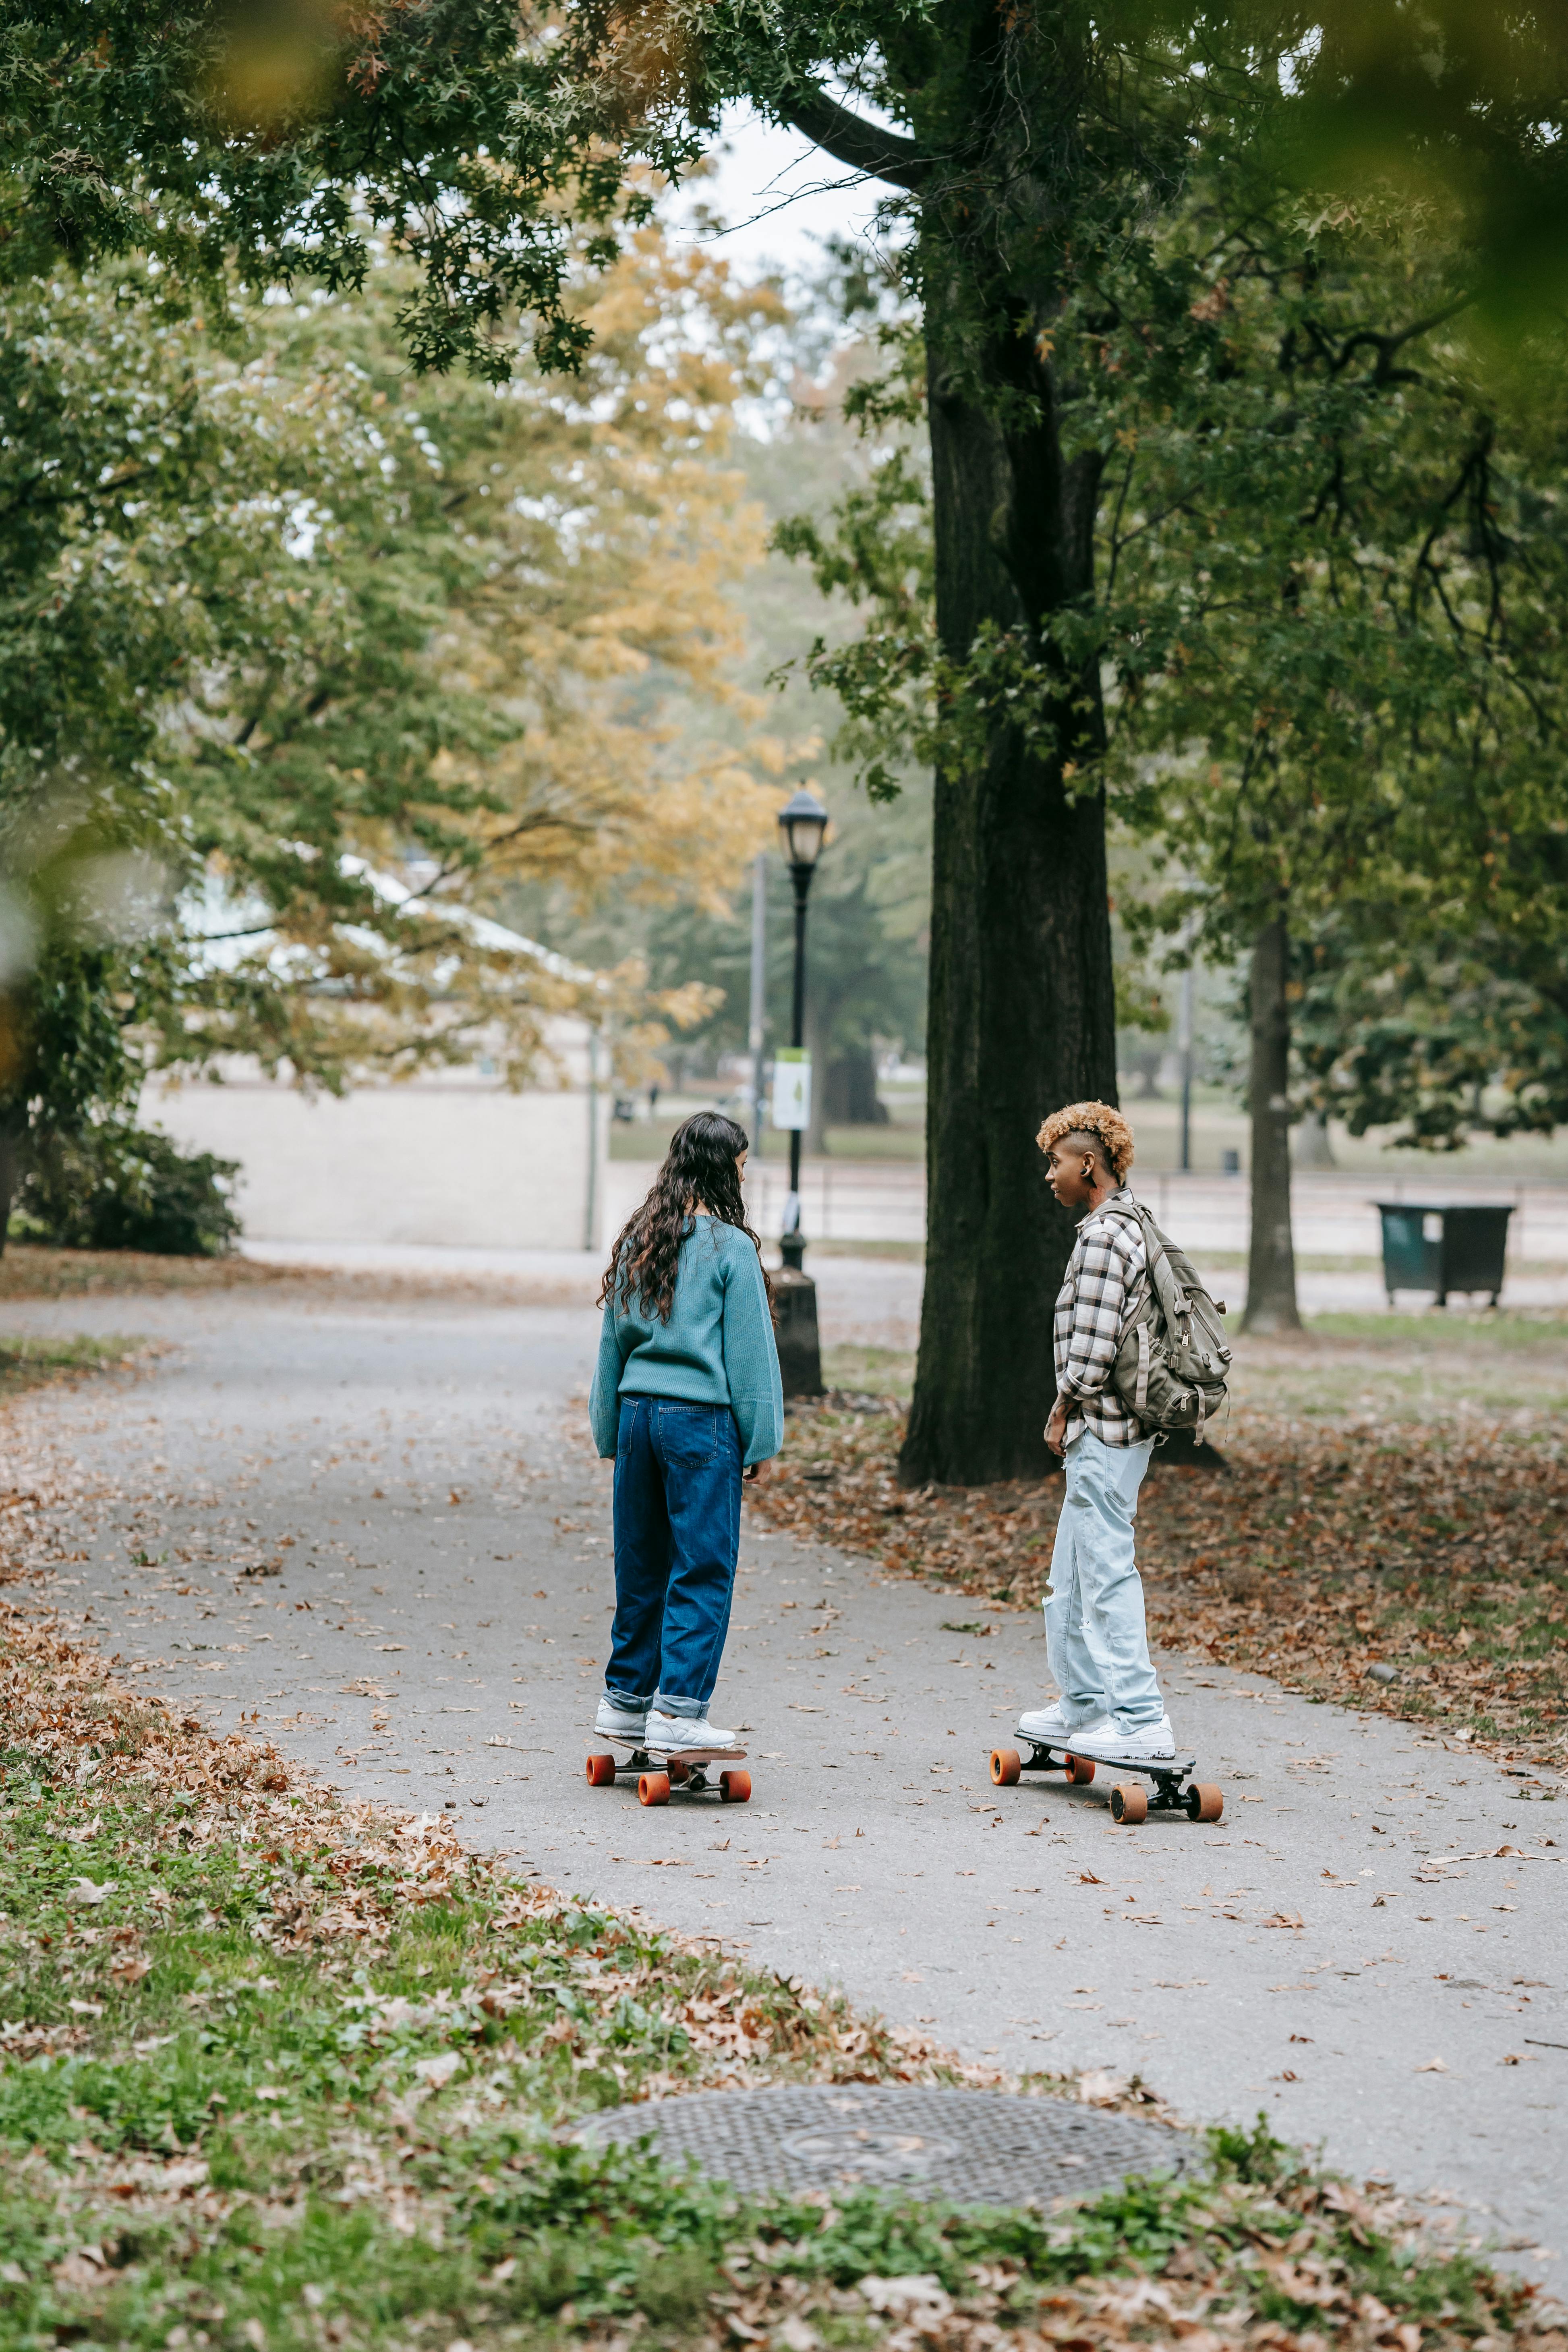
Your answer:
[600,1111,772,1322]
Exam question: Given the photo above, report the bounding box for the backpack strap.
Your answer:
[1121,1198,1188,1327]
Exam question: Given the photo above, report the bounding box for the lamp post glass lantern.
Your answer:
[777,788,827,1272]
[778,788,829,872]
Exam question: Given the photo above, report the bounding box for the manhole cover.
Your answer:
[582,2086,1190,2207]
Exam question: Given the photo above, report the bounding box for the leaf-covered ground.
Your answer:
[770,1317,1568,1765]
[0,1243,590,1311]
[0,1607,1560,2352]
[0,1332,149,1402]
[0,1246,294,1301]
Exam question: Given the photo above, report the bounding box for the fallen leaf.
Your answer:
[413,2051,464,2088]
[858,2276,952,2319]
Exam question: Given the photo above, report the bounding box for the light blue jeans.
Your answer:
[1044,1430,1164,1732]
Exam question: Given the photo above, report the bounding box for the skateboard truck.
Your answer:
[989,1737,1223,1825]
[585,1743,751,1807]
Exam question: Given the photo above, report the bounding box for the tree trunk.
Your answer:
[1291,1109,1335,1168]
[0,1105,22,1258]
[825,1046,887,1125]
[899,340,1118,1488]
[1242,916,1301,1332]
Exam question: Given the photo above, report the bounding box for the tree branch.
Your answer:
[779,87,929,194]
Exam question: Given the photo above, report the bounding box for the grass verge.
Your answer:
[0,1332,149,1401]
[0,1615,1560,2352]
[760,1316,1568,1764]
[0,1247,298,1301]
[0,1245,595,1313]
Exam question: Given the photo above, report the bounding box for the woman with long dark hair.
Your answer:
[588,1110,783,1752]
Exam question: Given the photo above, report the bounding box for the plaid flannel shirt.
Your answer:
[1053,1189,1149,1447]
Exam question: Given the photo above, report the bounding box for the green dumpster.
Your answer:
[1375,1202,1513,1307]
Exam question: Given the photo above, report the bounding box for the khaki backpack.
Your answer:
[1107,1198,1232,1444]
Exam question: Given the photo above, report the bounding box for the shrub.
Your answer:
[11,1122,240,1256]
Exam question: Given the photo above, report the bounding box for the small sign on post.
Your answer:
[771,1048,811,1131]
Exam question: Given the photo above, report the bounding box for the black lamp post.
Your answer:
[776,786,828,1273]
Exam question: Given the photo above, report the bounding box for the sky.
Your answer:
[667,105,889,286]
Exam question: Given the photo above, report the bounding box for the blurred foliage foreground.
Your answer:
[757,1317,1568,1766]
[0,1609,1554,2352]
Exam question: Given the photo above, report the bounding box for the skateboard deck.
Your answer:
[584,1739,751,1807]
[989,1731,1223,1824]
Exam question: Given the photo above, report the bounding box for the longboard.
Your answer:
[989,1732,1222,1824]
[584,1740,751,1807]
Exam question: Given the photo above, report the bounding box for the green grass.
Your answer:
[0,1664,1544,2352]
[1241,1309,1568,1424]
[0,1331,146,1397]
[821,1343,918,1401]
[1310,1308,1568,1347]
[784,1237,926,1261]
[817,1310,1568,1426]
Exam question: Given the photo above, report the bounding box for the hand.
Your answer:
[1044,1397,1068,1457]
[744,1461,763,1484]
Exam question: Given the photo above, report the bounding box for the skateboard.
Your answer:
[584,1741,751,1808]
[989,1731,1223,1825]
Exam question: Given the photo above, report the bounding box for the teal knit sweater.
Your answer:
[589,1215,784,1467]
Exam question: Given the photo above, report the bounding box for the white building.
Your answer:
[145,860,610,1253]
[144,1026,609,1253]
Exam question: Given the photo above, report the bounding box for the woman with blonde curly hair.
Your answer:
[1019,1100,1178,1764]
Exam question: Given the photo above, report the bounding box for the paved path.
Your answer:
[4,1273,1563,2275]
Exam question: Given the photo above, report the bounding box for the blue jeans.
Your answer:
[606,1398,742,1719]
[1044,1430,1164,1732]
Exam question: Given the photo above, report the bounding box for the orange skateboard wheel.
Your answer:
[586,1753,617,1787]
[990,1748,1022,1786]
[1110,1782,1148,1825]
[1185,1782,1224,1824]
[719,1769,752,1804]
[1064,1753,1096,1785]
[638,1771,671,1807]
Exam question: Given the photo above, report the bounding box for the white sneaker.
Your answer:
[1017,1704,1107,1744]
[595,1695,648,1740]
[644,1708,740,1753]
[1068,1714,1177,1763]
